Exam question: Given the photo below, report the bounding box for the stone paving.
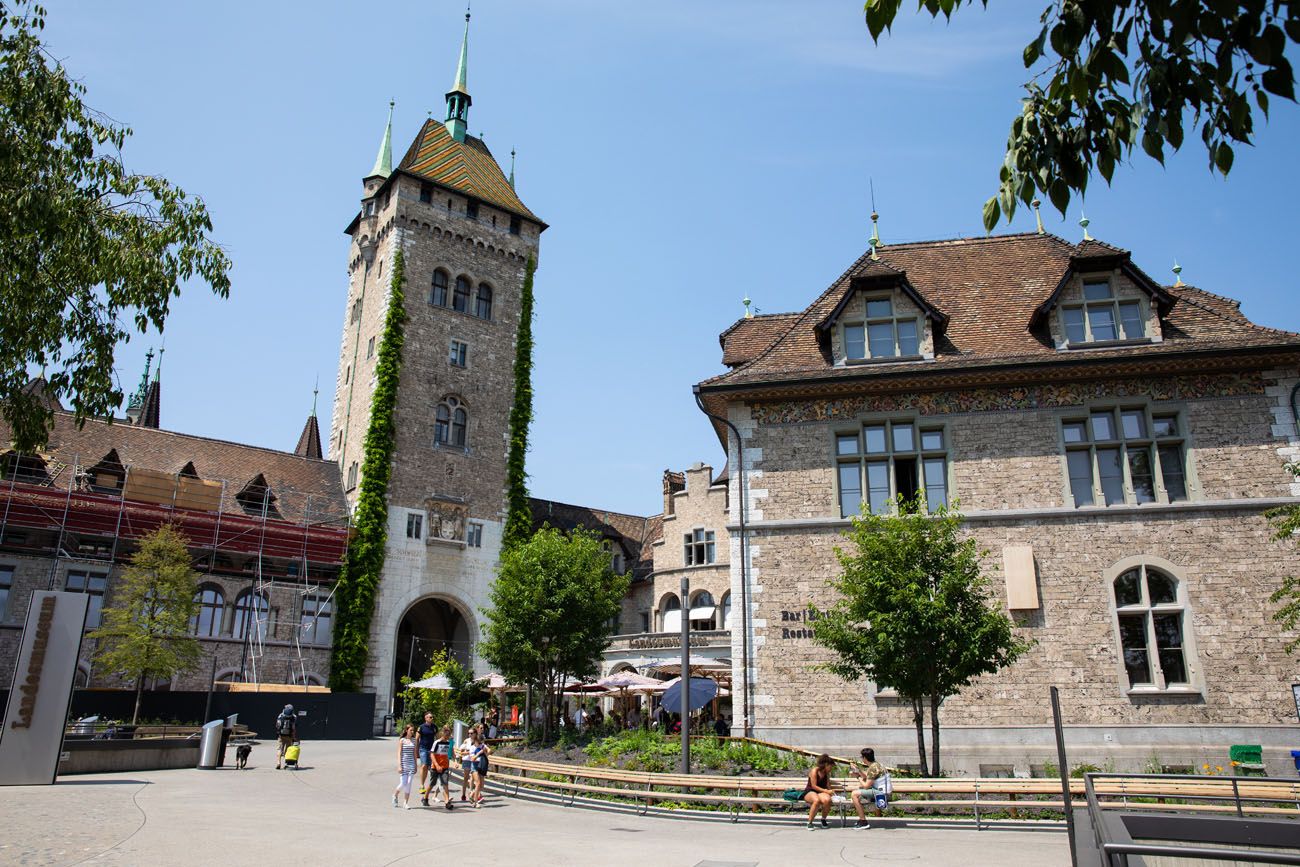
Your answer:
[0,739,1071,866]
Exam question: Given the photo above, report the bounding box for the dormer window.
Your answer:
[843,296,920,360]
[1062,279,1147,345]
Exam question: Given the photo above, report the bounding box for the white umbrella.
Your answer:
[407,673,452,690]
[596,672,661,690]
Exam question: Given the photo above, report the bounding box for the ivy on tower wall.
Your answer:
[330,248,407,691]
[501,255,536,550]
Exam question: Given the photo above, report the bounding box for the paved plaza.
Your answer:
[0,739,1071,866]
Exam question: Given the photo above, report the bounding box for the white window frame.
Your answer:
[683,528,715,566]
[1104,555,1201,695]
[449,339,469,368]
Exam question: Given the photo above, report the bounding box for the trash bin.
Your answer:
[1290,750,1300,774]
[217,715,237,768]
[382,714,395,736]
[198,720,224,769]
[73,715,99,737]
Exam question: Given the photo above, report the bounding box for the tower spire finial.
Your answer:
[1079,209,1092,241]
[370,100,394,178]
[868,179,881,260]
[1032,198,1044,234]
[311,374,319,418]
[444,6,472,142]
[1172,260,1184,287]
[509,148,516,189]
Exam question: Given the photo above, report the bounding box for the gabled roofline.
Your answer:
[816,270,950,336]
[1031,252,1173,328]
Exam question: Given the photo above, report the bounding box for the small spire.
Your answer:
[509,148,516,189]
[154,341,163,382]
[370,100,394,178]
[1079,210,1092,241]
[444,6,472,142]
[1172,260,1184,287]
[1032,198,1044,234]
[868,179,881,260]
[311,375,319,418]
[743,296,752,319]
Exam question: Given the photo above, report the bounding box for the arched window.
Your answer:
[291,670,326,687]
[191,585,225,637]
[453,276,471,313]
[475,283,493,319]
[721,592,732,629]
[689,591,717,630]
[435,397,468,447]
[232,590,269,642]
[431,269,449,307]
[1112,563,1191,690]
[660,594,681,632]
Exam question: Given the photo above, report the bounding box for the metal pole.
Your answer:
[1050,686,1079,867]
[680,575,690,775]
[203,655,218,722]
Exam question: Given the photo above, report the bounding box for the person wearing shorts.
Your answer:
[457,726,478,801]
[416,712,437,802]
[428,726,455,810]
[850,747,887,829]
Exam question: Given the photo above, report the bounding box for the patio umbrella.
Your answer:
[407,673,452,690]
[597,672,662,722]
[660,676,718,713]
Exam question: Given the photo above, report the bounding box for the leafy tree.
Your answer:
[812,496,1031,776]
[89,524,202,724]
[0,1,232,450]
[501,255,537,551]
[479,526,629,741]
[863,1,1299,230]
[1266,459,1300,653]
[395,649,487,727]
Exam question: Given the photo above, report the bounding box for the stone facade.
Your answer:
[651,463,731,632]
[328,151,542,724]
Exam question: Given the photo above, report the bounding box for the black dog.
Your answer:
[235,743,252,769]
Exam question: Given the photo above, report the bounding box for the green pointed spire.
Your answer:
[444,8,472,142]
[509,148,516,189]
[370,100,394,178]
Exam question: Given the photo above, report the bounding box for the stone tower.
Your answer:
[328,10,544,721]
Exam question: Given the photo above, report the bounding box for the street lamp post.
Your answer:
[680,575,690,775]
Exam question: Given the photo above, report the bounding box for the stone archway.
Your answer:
[392,596,473,699]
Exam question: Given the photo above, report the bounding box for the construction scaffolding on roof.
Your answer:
[0,450,352,686]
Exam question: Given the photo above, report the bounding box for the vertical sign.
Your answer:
[1293,683,1300,724]
[0,591,90,785]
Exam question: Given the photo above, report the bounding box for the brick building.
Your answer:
[0,380,349,692]
[696,230,1300,772]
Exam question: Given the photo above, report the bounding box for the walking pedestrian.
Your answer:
[469,729,491,808]
[417,711,437,803]
[429,725,455,811]
[392,724,418,809]
[274,704,297,770]
[457,725,478,802]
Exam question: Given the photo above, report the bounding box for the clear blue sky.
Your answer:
[40,1,1300,517]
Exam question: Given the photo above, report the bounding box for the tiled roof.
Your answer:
[397,120,540,223]
[528,497,660,580]
[719,314,801,368]
[3,412,347,526]
[294,414,323,460]
[701,232,1300,391]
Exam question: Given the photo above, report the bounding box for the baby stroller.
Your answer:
[283,742,301,770]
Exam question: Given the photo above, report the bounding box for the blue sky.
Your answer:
[40,1,1300,517]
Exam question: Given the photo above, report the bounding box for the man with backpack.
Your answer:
[274,704,297,770]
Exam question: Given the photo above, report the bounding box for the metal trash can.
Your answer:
[452,719,467,747]
[198,720,224,769]
[1290,750,1300,773]
[382,714,394,736]
[73,715,99,736]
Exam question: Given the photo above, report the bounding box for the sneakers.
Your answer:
[445,801,454,811]
[391,796,399,807]
[404,802,411,810]
[806,822,816,830]
[820,818,829,828]
[854,821,871,830]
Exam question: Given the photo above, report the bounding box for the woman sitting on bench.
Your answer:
[802,754,837,829]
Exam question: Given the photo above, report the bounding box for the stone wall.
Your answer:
[652,464,731,630]
[725,369,1300,736]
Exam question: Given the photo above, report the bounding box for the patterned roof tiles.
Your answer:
[397,120,539,223]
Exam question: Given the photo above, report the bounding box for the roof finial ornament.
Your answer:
[1032,198,1044,234]
[868,179,881,261]
[743,296,752,319]
[311,374,319,417]
[1079,210,1092,241]
[1172,260,1184,287]
[155,340,164,382]
[509,147,516,189]
[445,5,472,142]
[370,100,394,178]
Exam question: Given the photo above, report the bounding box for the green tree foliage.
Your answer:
[812,496,1031,776]
[0,1,231,450]
[863,1,1299,230]
[89,524,202,724]
[1266,459,1300,653]
[501,255,537,551]
[330,250,406,691]
[395,649,487,727]
[479,527,629,741]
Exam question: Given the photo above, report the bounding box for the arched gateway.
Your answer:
[392,596,473,699]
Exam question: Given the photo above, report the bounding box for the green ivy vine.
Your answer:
[330,248,407,691]
[501,255,537,551]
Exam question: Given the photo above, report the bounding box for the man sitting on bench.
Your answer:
[849,748,887,829]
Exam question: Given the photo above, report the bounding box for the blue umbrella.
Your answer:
[660,677,718,713]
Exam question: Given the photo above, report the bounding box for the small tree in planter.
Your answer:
[89,524,202,724]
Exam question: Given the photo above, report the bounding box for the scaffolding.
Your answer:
[0,452,352,687]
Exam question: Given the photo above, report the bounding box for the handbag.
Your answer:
[781,788,804,802]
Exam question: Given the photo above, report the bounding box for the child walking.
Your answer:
[393,724,418,809]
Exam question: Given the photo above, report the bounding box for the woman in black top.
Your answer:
[802,754,837,829]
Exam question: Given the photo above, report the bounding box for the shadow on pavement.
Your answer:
[55,779,151,786]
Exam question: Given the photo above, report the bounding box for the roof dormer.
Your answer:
[1033,243,1172,350]
[817,264,947,365]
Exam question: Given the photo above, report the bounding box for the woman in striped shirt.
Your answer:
[393,724,418,809]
